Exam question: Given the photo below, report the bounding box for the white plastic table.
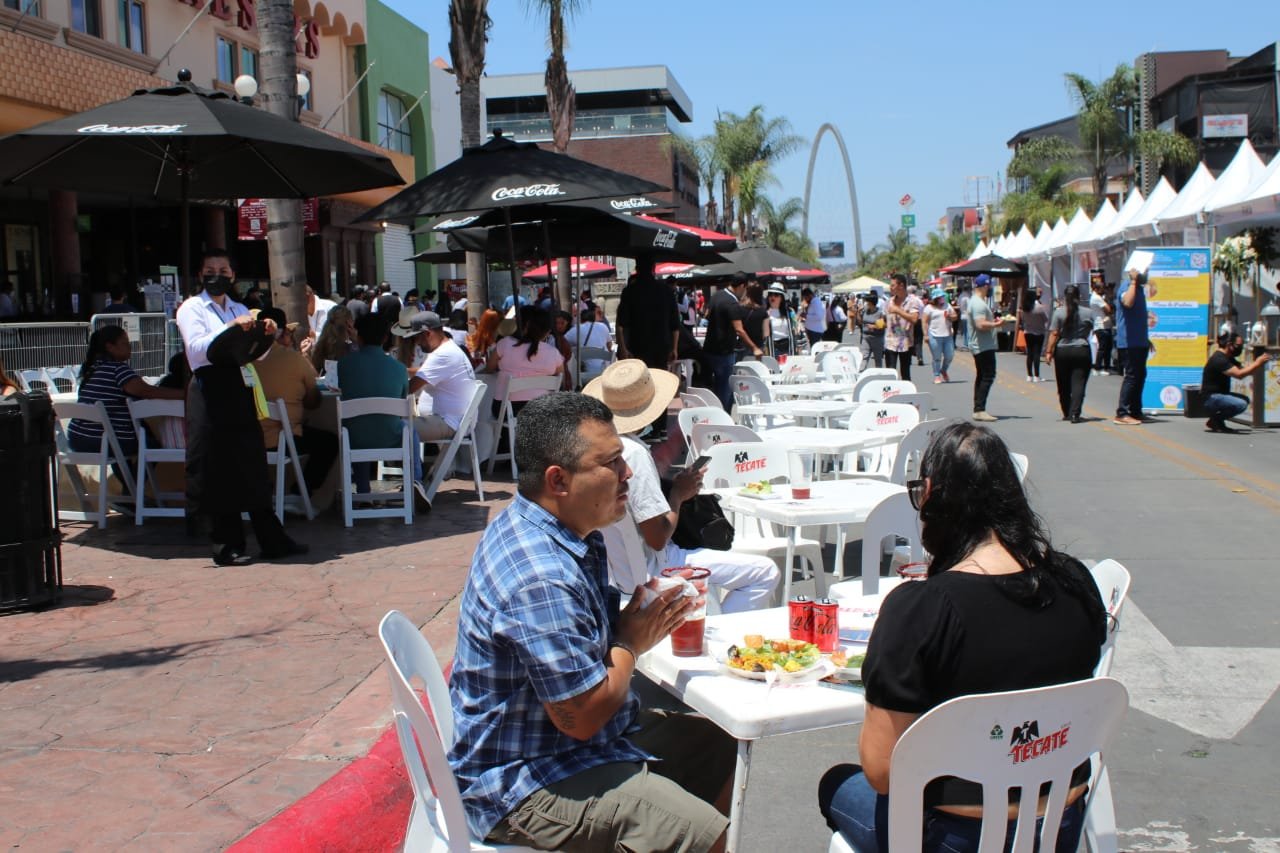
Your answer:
[734,399,857,428]
[759,425,897,459]
[718,478,907,601]
[770,381,857,399]
[636,604,876,853]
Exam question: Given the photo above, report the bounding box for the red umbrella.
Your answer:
[638,216,737,252]
[654,262,696,278]
[522,257,617,283]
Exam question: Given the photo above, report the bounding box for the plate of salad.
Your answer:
[723,636,826,680]
[737,481,781,499]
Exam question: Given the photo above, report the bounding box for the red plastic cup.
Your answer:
[662,567,710,657]
[896,562,929,581]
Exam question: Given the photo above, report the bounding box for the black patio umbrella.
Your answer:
[943,253,1029,277]
[407,241,468,265]
[0,75,404,291]
[680,246,819,279]
[443,208,705,261]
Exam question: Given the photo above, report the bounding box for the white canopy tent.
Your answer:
[1006,224,1035,259]
[1095,188,1145,245]
[1201,140,1266,215]
[968,238,990,259]
[1049,206,1093,256]
[1153,163,1217,239]
[1207,146,1280,232]
[1026,222,1055,291]
[1076,199,1118,248]
[1123,177,1177,240]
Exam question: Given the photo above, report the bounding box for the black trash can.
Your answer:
[1182,384,1208,419]
[0,391,62,611]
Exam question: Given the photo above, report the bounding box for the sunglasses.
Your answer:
[907,478,927,511]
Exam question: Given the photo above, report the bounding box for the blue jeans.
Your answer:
[1204,392,1248,426]
[930,334,955,378]
[818,765,1085,853]
[706,352,736,411]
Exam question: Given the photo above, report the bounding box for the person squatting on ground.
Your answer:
[965,274,1001,421]
[1045,285,1096,423]
[817,422,1106,853]
[587,360,779,613]
[448,392,736,852]
[1200,327,1270,433]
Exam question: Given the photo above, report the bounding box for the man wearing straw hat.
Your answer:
[586,360,779,613]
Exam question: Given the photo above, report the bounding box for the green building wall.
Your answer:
[359,0,432,293]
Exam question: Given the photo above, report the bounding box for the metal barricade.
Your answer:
[166,319,183,366]
[0,323,91,374]
[90,313,170,377]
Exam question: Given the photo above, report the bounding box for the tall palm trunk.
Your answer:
[259,0,307,336]
[541,0,577,311]
[450,0,491,320]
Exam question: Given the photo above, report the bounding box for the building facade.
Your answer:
[0,0,430,319]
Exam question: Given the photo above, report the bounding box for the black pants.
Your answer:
[1116,346,1148,418]
[294,425,338,493]
[885,349,912,382]
[210,508,291,554]
[1024,333,1045,378]
[1093,329,1114,371]
[973,349,997,413]
[1053,346,1091,419]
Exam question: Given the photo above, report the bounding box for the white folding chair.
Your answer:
[420,379,486,504]
[780,356,819,384]
[488,374,562,478]
[17,369,53,393]
[703,441,825,594]
[127,398,187,524]
[1082,559,1131,853]
[572,346,612,389]
[887,391,934,421]
[732,374,791,430]
[677,405,734,463]
[856,378,917,403]
[378,611,536,853]
[45,365,81,394]
[263,399,315,522]
[689,423,760,458]
[830,678,1129,853]
[844,402,920,476]
[683,386,722,410]
[823,350,858,383]
[53,401,135,528]
[851,369,900,401]
[826,491,922,599]
[338,396,414,527]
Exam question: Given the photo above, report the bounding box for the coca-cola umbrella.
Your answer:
[0,73,403,291]
[522,258,617,284]
[761,267,831,285]
[443,207,703,261]
[943,253,1028,278]
[638,216,737,252]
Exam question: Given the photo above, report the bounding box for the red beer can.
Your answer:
[788,595,813,643]
[812,598,839,653]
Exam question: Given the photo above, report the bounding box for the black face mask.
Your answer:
[202,274,232,297]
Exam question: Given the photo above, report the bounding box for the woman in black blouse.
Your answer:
[817,422,1106,852]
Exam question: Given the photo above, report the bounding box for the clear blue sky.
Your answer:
[387,0,1274,260]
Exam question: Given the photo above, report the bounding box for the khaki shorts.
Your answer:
[487,709,734,852]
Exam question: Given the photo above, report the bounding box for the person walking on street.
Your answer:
[801,288,828,348]
[883,274,922,382]
[1114,268,1155,425]
[1018,287,1050,382]
[908,285,926,365]
[854,292,887,368]
[1089,281,1114,375]
[704,274,762,409]
[615,265,680,371]
[766,284,796,356]
[1045,285,1095,423]
[922,288,957,383]
[966,274,1001,421]
[1200,327,1270,433]
[956,285,972,350]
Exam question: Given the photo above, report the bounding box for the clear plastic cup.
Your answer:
[660,567,709,657]
[788,449,815,499]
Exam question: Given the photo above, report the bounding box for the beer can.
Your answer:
[787,595,813,643]
[812,597,839,653]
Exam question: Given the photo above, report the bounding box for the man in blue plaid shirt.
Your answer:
[449,392,735,852]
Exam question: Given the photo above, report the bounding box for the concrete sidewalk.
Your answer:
[0,477,514,851]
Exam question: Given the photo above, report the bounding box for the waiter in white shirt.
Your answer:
[175,250,306,566]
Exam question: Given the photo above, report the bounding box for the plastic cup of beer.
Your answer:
[661,566,710,657]
[788,449,815,499]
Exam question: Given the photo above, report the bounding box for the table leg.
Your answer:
[725,739,753,853]
[782,527,796,604]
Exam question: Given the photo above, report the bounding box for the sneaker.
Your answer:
[1092,370,1101,377]
[973,411,998,422]
[1025,375,1033,382]
[933,377,943,384]
[1113,416,1142,426]
[213,545,253,567]
[941,372,950,382]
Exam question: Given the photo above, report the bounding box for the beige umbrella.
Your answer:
[832,275,886,294]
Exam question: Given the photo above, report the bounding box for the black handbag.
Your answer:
[667,489,734,551]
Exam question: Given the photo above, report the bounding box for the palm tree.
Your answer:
[755,196,816,262]
[1001,140,1092,233]
[258,0,307,333]
[711,106,804,238]
[449,0,492,318]
[666,132,719,226]
[917,230,977,278]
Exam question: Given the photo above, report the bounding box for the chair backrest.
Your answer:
[45,365,80,393]
[702,440,790,489]
[757,355,781,373]
[733,360,770,380]
[857,378,917,403]
[851,369,899,400]
[861,491,923,595]
[456,379,487,437]
[53,400,109,454]
[339,395,413,424]
[887,391,934,420]
[678,406,734,446]
[887,678,1129,853]
[378,611,471,850]
[884,420,944,485]
[499,373,562,404]
[1089,560,1131,677]
[846,402,920,435]
[17,369,52,392]
[684,386,722,410]
[823,350,858,382]
[730,374,772,406]
[1010,451,1030,483]
[690,423,760,457]
[780,356,818,383]
[127,398,185,427]
[810,341,839,355]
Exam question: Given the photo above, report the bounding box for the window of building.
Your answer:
[240,45,258,82]
[215,36,236,83]
[117,0,146,53]
[377,90,412,154]
[2,0,21,9]
[71,0,102,36]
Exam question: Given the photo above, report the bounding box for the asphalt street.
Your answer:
[739,349,1280,853]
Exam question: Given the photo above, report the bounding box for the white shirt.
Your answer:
[804,297,828,333]
[175,290,249,371]
[569,320,614,370]
[599,435,673,584]
[453,296,469,314]
[414,338,476,430]
[1089,291,1113,330]
[308,297,337,336]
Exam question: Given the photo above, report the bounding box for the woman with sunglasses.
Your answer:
[818,422,1107,853]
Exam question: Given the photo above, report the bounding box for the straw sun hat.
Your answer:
[583,359,680,435]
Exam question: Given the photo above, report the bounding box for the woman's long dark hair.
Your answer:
[80,326,127,384]
[917,422,1106,641]
[518,308,552,360]
[1063,284,1081,336]
[1020,289,1038,313]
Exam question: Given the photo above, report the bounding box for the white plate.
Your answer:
[722,657,833,683]
[736,488,782,500]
